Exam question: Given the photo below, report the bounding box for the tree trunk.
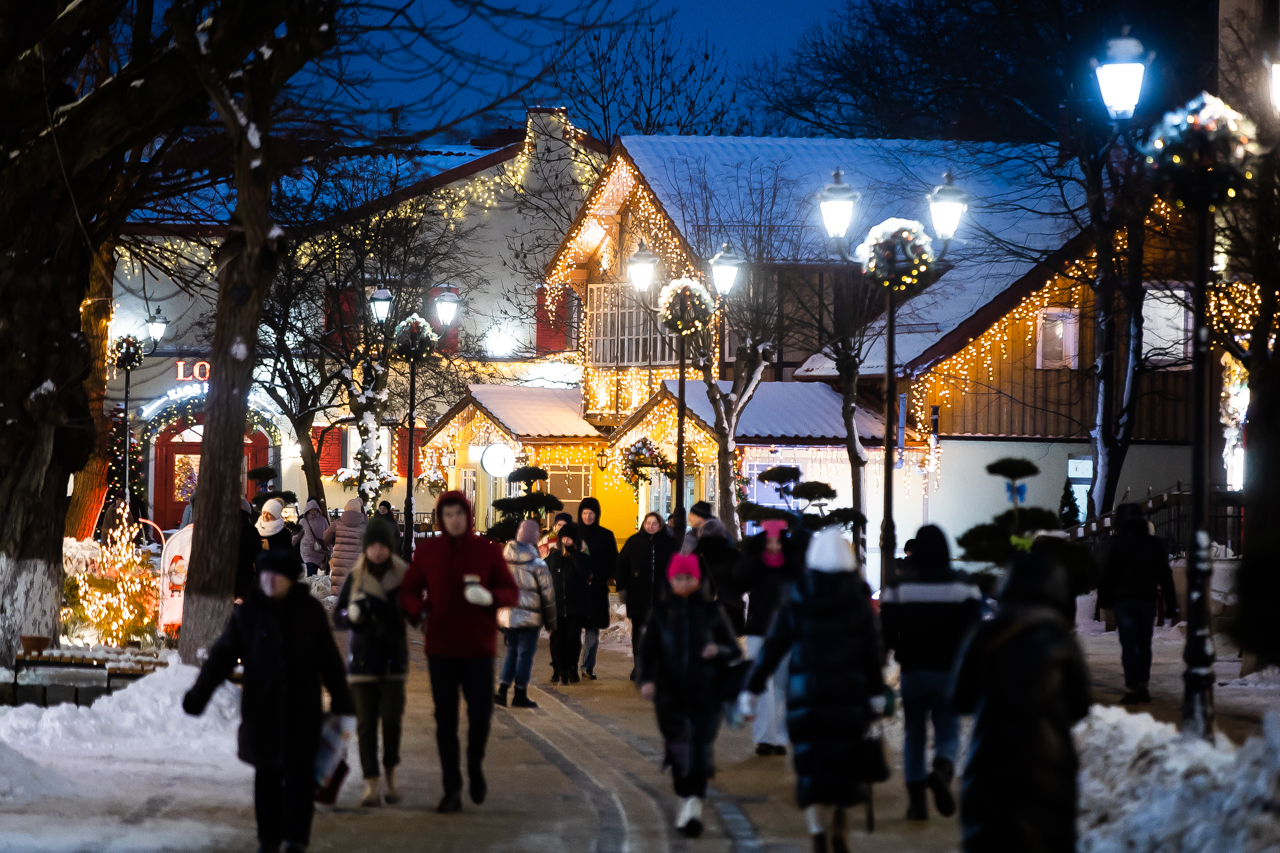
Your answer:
[1089,270,1120,517]
[0,211,94,664]
[293,412,326,512]
[64,241,118,541]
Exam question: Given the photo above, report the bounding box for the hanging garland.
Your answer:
[1141,92,1258,210]
[855,218,934,291]
[658,278,716,336]
[141,395,282,445]
[621,437,676,493]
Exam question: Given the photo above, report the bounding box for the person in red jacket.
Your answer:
[400,491,518,814]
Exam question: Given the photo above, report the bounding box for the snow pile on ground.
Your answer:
[61,538,100,577]
[1076,704,1280,852]
[305,572,337,613]
[1220,667,1280,691]
[1076,592,1107,637]
[597,599,633,655]
[0,740,69,803]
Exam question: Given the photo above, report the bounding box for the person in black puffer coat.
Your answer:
[333,516,409,808]
[746,527,885,853]
[735,517,809,754]
[546,522,593,684]
[614,512,678,678]
[1098,502,1180,704]
[694,519,744,636]
[577,497,618,679]
[184,549,354,853]
[638,553,741,839]
[951,551,1091,853]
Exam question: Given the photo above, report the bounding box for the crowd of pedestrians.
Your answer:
[179,488,1177,853]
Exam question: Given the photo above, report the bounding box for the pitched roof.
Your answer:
[467,385,602,440]
[630,380,884,444]
[620,136,1083,376]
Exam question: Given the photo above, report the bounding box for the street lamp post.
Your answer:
[819,169,962,586]
[113,315,167,514]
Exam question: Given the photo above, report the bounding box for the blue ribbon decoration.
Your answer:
[1006,482,1027,503]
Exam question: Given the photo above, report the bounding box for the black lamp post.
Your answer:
[819,169,963,587]
[113,314,167,512]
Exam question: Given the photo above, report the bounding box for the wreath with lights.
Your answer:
[112,335,146,372]
[395,313,440,358]
[140,396,282,446]
[621,438,676,493]
[855,218,934,291]
[1141,93,1258,210]
[658,278,716,336]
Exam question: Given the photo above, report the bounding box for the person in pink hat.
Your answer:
[637,553,741,838]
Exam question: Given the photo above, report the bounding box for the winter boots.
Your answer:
[495,683,509,706]
[511,687,538,709]
[676,796,704,838]
[437,791,463,813]
[1121,683,1151,704]
[360,778,381,807]
[469,763,488,805]
[906,781,929,821]
[927,757,956,816]
[567,667,581,684]
[384,767,401,805]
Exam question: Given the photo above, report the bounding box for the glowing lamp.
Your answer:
[709,242,745,295]
[819,167,860,240]
[146,310,168,343]
[928,171,968,242]
[435,289,460,326]
[370,288,393,323]
[628,241,658,292]
[1095,36,1145,120]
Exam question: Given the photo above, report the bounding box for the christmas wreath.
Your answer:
[395,313,439,358]
[855,218,934,291]
[113,335,146,372]
[1141,93,1258,210]
[658,278,716,336]
[621,438,676,492]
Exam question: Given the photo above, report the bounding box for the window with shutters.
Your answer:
[312,426,345,476]
[587,283,675,367]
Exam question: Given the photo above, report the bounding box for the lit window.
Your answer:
[1142,285,1191,367]
[1037,309,1079,370]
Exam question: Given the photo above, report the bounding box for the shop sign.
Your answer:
[175,360,211,381]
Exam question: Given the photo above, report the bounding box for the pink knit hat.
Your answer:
[516,519,541,546]
[667,553,702,583]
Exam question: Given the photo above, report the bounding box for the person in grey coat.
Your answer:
[325,498,366,595]
[295,498,331,577]
[496,520,557,709]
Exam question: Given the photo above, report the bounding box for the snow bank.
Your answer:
[0,740,68,803]
[1219,667,1280,691]
[1076,704,1280,852]
[597,600,633,656]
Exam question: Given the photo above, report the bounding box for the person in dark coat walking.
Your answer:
[375,500,402,554]
[695,518,744,635]
[615,512,678,678]
[184,549,354,853]
[1098,502,1180,704]
[638,553,741,838]
[577,496,617,679]
[880,524,982,821]
[735,517,809,755]
[745,527,885,853]
[333,516,409,808]
[951,551,1091,853]
[546,522,593,684]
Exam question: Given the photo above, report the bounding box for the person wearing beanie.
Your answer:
[615,512,678,679]
[682,500,714,552]
[744,527,885,853]
[545,521,593,684]
[734,516,810,755]
[375,500,403,555]
[553,511,573,531]
[255,498,293,552]
[325,498,367,596]
[495,519,557,709]
[399,491,518,814]
[880,524,982,821]
[333,516,410,807]
[577,497,618,680]
[184,547,352,853]
[638,553,740,838]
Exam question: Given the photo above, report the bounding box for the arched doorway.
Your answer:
[153,414,271,530]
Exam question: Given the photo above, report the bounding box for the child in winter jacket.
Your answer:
[496,519,557,708]
[745,527,886,853]
[184,548,354,853]
[638,553,741,838]
[333,516,409,807]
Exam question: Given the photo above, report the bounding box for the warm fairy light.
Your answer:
[75,519,158,648]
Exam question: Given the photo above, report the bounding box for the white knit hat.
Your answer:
[261,498,284,519]
[806,526,857,573]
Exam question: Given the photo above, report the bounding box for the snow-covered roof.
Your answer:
[620,136,1082,375]
[468,384,602,440]
[658,380,884,443]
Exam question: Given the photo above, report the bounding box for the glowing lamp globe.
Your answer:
[480,443,516,478]
[709,242,745,296]
[435,290,460,326]
[146,310,168,343]
[1095,37,1145,120]
[819,167,859,240]
[370,288,393,323]
[928,171,968,242]
[628,241,658,292]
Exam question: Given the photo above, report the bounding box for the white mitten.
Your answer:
[346,600,363,624]
[463,575,493,607]
[869,694,886,716]
[738,690,758,720]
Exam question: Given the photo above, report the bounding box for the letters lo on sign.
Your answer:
[175,360,211,382]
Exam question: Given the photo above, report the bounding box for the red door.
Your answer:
[154,415,271,530]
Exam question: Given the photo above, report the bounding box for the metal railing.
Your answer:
[1068,486,1244,560]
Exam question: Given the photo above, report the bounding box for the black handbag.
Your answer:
[719,659,750,702]
[853,719,891,783]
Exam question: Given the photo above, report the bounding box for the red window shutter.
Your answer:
[312,426,344,476]
[396,428,409,478]
[323,285,358,354]
[536,286,568,354]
